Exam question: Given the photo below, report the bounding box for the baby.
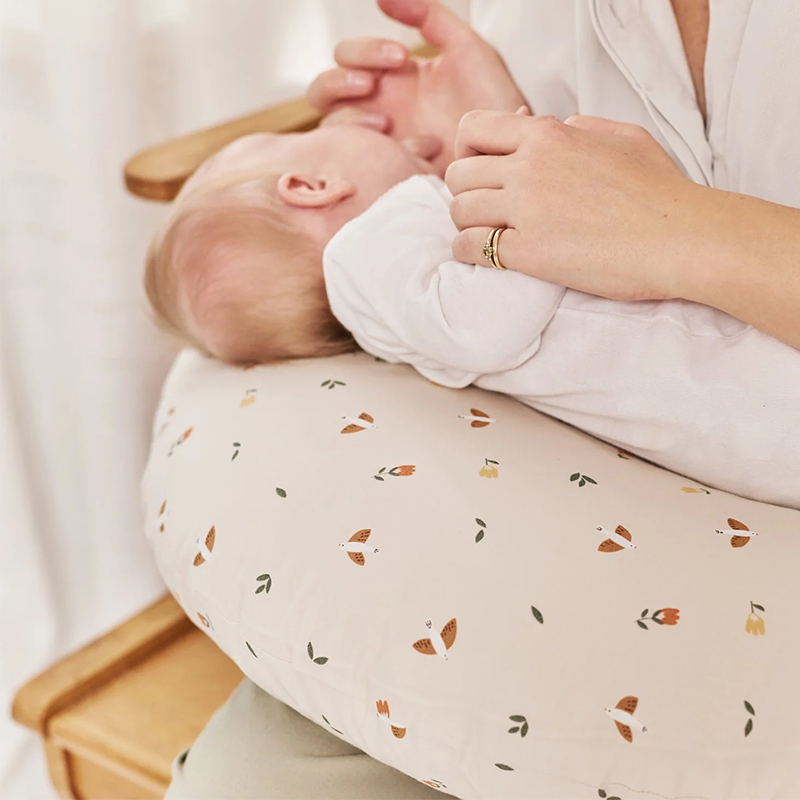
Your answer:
[146,127,800,510]
[145,125,435,364]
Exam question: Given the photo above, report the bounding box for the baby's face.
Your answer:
[182,126,436,222]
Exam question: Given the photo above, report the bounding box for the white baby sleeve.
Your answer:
[323,176,566,387]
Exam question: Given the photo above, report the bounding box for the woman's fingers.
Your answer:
[319,106,391,132]
[307,68,379,113]
[454,110,553,159]
[334,37,408,69]
[450,189,509,231]
[452,225,522,268]
[445,155,505,195]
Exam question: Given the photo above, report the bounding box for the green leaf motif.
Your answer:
[307,642,314,660]
[322,715,330,725]
[475,529,485,543]
[653,617,664,625]
[475,518,486,527]
[321,380,330,387]
[373,476,385,481]
[641,609,649,617]
[314,657,329,665]
[245,641,258,658]
[233,442,241,447]
[509,715,526,722]
[255,584,265,594]
[379,467,386,473]
[598,791,607,799]
[745,718,753,737]
[637,620,648,630]
[520,722,529,737]
[257,574,269,581]
[744,700,755,716]
[570,473,580,481]
[584,476,597,484]
[579,478,586,487]
[495,764,514,771]
[530,606,544,624]
[276,488,287,498]
[334,381,346,386]
[608,796,622,800]
[231,450,239,461]
[508,726,520,734]
[753,603,765,612]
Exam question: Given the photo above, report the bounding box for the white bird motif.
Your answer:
[604,696,648,743]
[596,525,637,552]
[375,699,406,739]
[193,526,215,566]
[457,408,496,428]
[412,618,457,660]
[715,517,757,548]
[340,412,377,434]
[338,529,379,565]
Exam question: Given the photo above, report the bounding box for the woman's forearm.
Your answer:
[685,189,800,350]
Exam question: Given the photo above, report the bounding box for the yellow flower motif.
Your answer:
[479,458,499,478]
[745,612,765,636]
[240,391,256,407]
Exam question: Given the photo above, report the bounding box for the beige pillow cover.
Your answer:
[143,350,800,800]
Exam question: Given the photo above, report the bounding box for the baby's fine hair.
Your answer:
[145,172,354,364]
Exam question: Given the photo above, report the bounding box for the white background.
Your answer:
[0,1,467,797]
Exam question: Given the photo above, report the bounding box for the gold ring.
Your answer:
[482,227,507,270]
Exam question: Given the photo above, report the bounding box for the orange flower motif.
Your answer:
[660,608,680,625]
[376,699,390,716]
[394,465,415,476]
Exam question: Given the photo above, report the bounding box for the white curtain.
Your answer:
[0,1,467,797]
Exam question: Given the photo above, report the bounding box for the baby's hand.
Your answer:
[308,0,528,174]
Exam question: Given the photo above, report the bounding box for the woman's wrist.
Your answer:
[678,186,800,348]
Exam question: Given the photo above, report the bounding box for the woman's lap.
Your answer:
[165,678,446,800]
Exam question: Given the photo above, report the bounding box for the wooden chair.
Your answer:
[11,96,325,800]
[12,44,436,799]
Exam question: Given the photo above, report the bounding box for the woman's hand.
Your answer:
[445,112,717,302]
[306,0,527,171]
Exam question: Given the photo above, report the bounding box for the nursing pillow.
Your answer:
[143,349,800,799]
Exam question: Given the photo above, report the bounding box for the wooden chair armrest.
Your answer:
[124,97,321,202]
[12,595,191,735]
[124,44,439,202]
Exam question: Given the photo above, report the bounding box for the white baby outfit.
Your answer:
[323,175,800,509]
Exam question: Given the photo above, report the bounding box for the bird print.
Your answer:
[193,526,216,566]
[596,525,637,553]
[412,618,457,659]
[157,500,169,533]
[338,529,380,565]
[458,408,496,428]
[604,696,648,743]
[376,699,406,739]
[716,518,757,548]
[340,412,377,434]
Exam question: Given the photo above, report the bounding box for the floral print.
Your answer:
[745,602,766,635]
[479,458,499,478]
[373,465,415,480]
[636,608,680,629]
[145,350,800,799]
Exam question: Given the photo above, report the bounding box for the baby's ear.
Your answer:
[277,173,355,208]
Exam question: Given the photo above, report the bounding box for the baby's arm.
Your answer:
[323,176,565,387]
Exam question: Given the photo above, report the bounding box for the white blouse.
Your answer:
[469,0,800,208]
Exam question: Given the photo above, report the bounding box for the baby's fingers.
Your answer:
[334,37,408,69]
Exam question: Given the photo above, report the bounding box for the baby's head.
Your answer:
[145,125,434,363]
